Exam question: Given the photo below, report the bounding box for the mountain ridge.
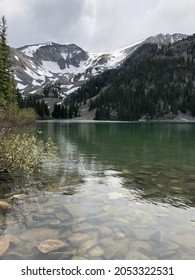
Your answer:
[12,33,188,98]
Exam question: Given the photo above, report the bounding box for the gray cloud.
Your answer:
[0,0,195,52]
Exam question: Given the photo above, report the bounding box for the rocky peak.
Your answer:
[18,42,89,70]
[12,33,188,97]
[145,33,188,45]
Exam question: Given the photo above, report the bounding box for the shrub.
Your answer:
[0,128,57,177]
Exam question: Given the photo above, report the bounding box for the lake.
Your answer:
[0,121,195,259]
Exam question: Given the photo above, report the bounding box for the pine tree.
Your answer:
[44,102,50,117]
[60,105,66,118]
[0,16,17,109]
[52,103,61,118]
[68,104,74,118]
[39,100,45,118]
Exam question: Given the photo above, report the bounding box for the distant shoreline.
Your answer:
[36,118,195,124]
[36,111,195,123]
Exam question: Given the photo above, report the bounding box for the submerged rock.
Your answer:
[64,204,80,217]
[49,220,61,227]
[10,194,27,201]
[55,212,69,222]
[99,226,113,238]
[78,240,98,255]
[37,239,67,254]
[4,251,24,260]
[150,230,161,242]
[126,249,150,260]
[170,234,195,249]
[89,246,104,258]
[0,200,12,210]
[71,223,94,232]
[5,234,20,247]
[100,237,122,259]
[19,228,59,241]
[114,231,126,239]
[45,251,73,260]
[131,240,151,253]
[67,233,88,244]
[0,236,10,256]
[72,256,87,260]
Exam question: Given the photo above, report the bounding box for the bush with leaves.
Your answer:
[0,129,57,176]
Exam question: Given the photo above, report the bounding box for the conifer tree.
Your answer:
[0,16,17,109]
[44,102,50,117]
[60,105,66,118]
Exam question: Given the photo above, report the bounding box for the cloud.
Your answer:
[1,0,87,46]
[150,0,195,34]
[78,0,160,51]
[0,0,195,52]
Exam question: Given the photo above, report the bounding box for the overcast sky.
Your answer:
[0,0,195,52]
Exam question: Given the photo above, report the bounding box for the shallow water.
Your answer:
[0,121,195,259]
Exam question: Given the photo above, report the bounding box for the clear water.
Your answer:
[0,121,195,259]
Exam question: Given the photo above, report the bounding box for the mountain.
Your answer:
[12,33,187,98]
[12,41,139,97]
[65,33,195,121]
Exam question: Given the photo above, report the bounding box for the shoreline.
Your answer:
[36,112,195,123]
[36,118,195,124]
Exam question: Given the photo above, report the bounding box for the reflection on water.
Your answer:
[0,121,195,259]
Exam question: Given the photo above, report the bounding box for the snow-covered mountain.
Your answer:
[12,33,188,97]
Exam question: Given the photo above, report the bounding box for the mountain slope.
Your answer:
[66,34,195,121]
[12,33,187,97]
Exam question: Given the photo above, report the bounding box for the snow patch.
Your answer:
[65,85,73,89]
[29,90,37,94]
[36,67,53,78]
[41,60,62,73]
[32,80,42,86]
[17,83,27,90]
[14,74,22,82]
[92,68,98,75]
[41,60,86,74]
[61,52,68,60]
[25,67,41,80]
[48,77,59,83]
[20,43,54,57]
[21,44,44,57]
[66,87,79,94]
[78,75,86,81]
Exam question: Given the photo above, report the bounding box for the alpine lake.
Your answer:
[0,121,195,260]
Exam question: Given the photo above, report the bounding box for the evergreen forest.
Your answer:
[64,35,195,121]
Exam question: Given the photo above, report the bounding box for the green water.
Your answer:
[0,121,195,259]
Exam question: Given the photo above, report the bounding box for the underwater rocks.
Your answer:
[37,239,68,253]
